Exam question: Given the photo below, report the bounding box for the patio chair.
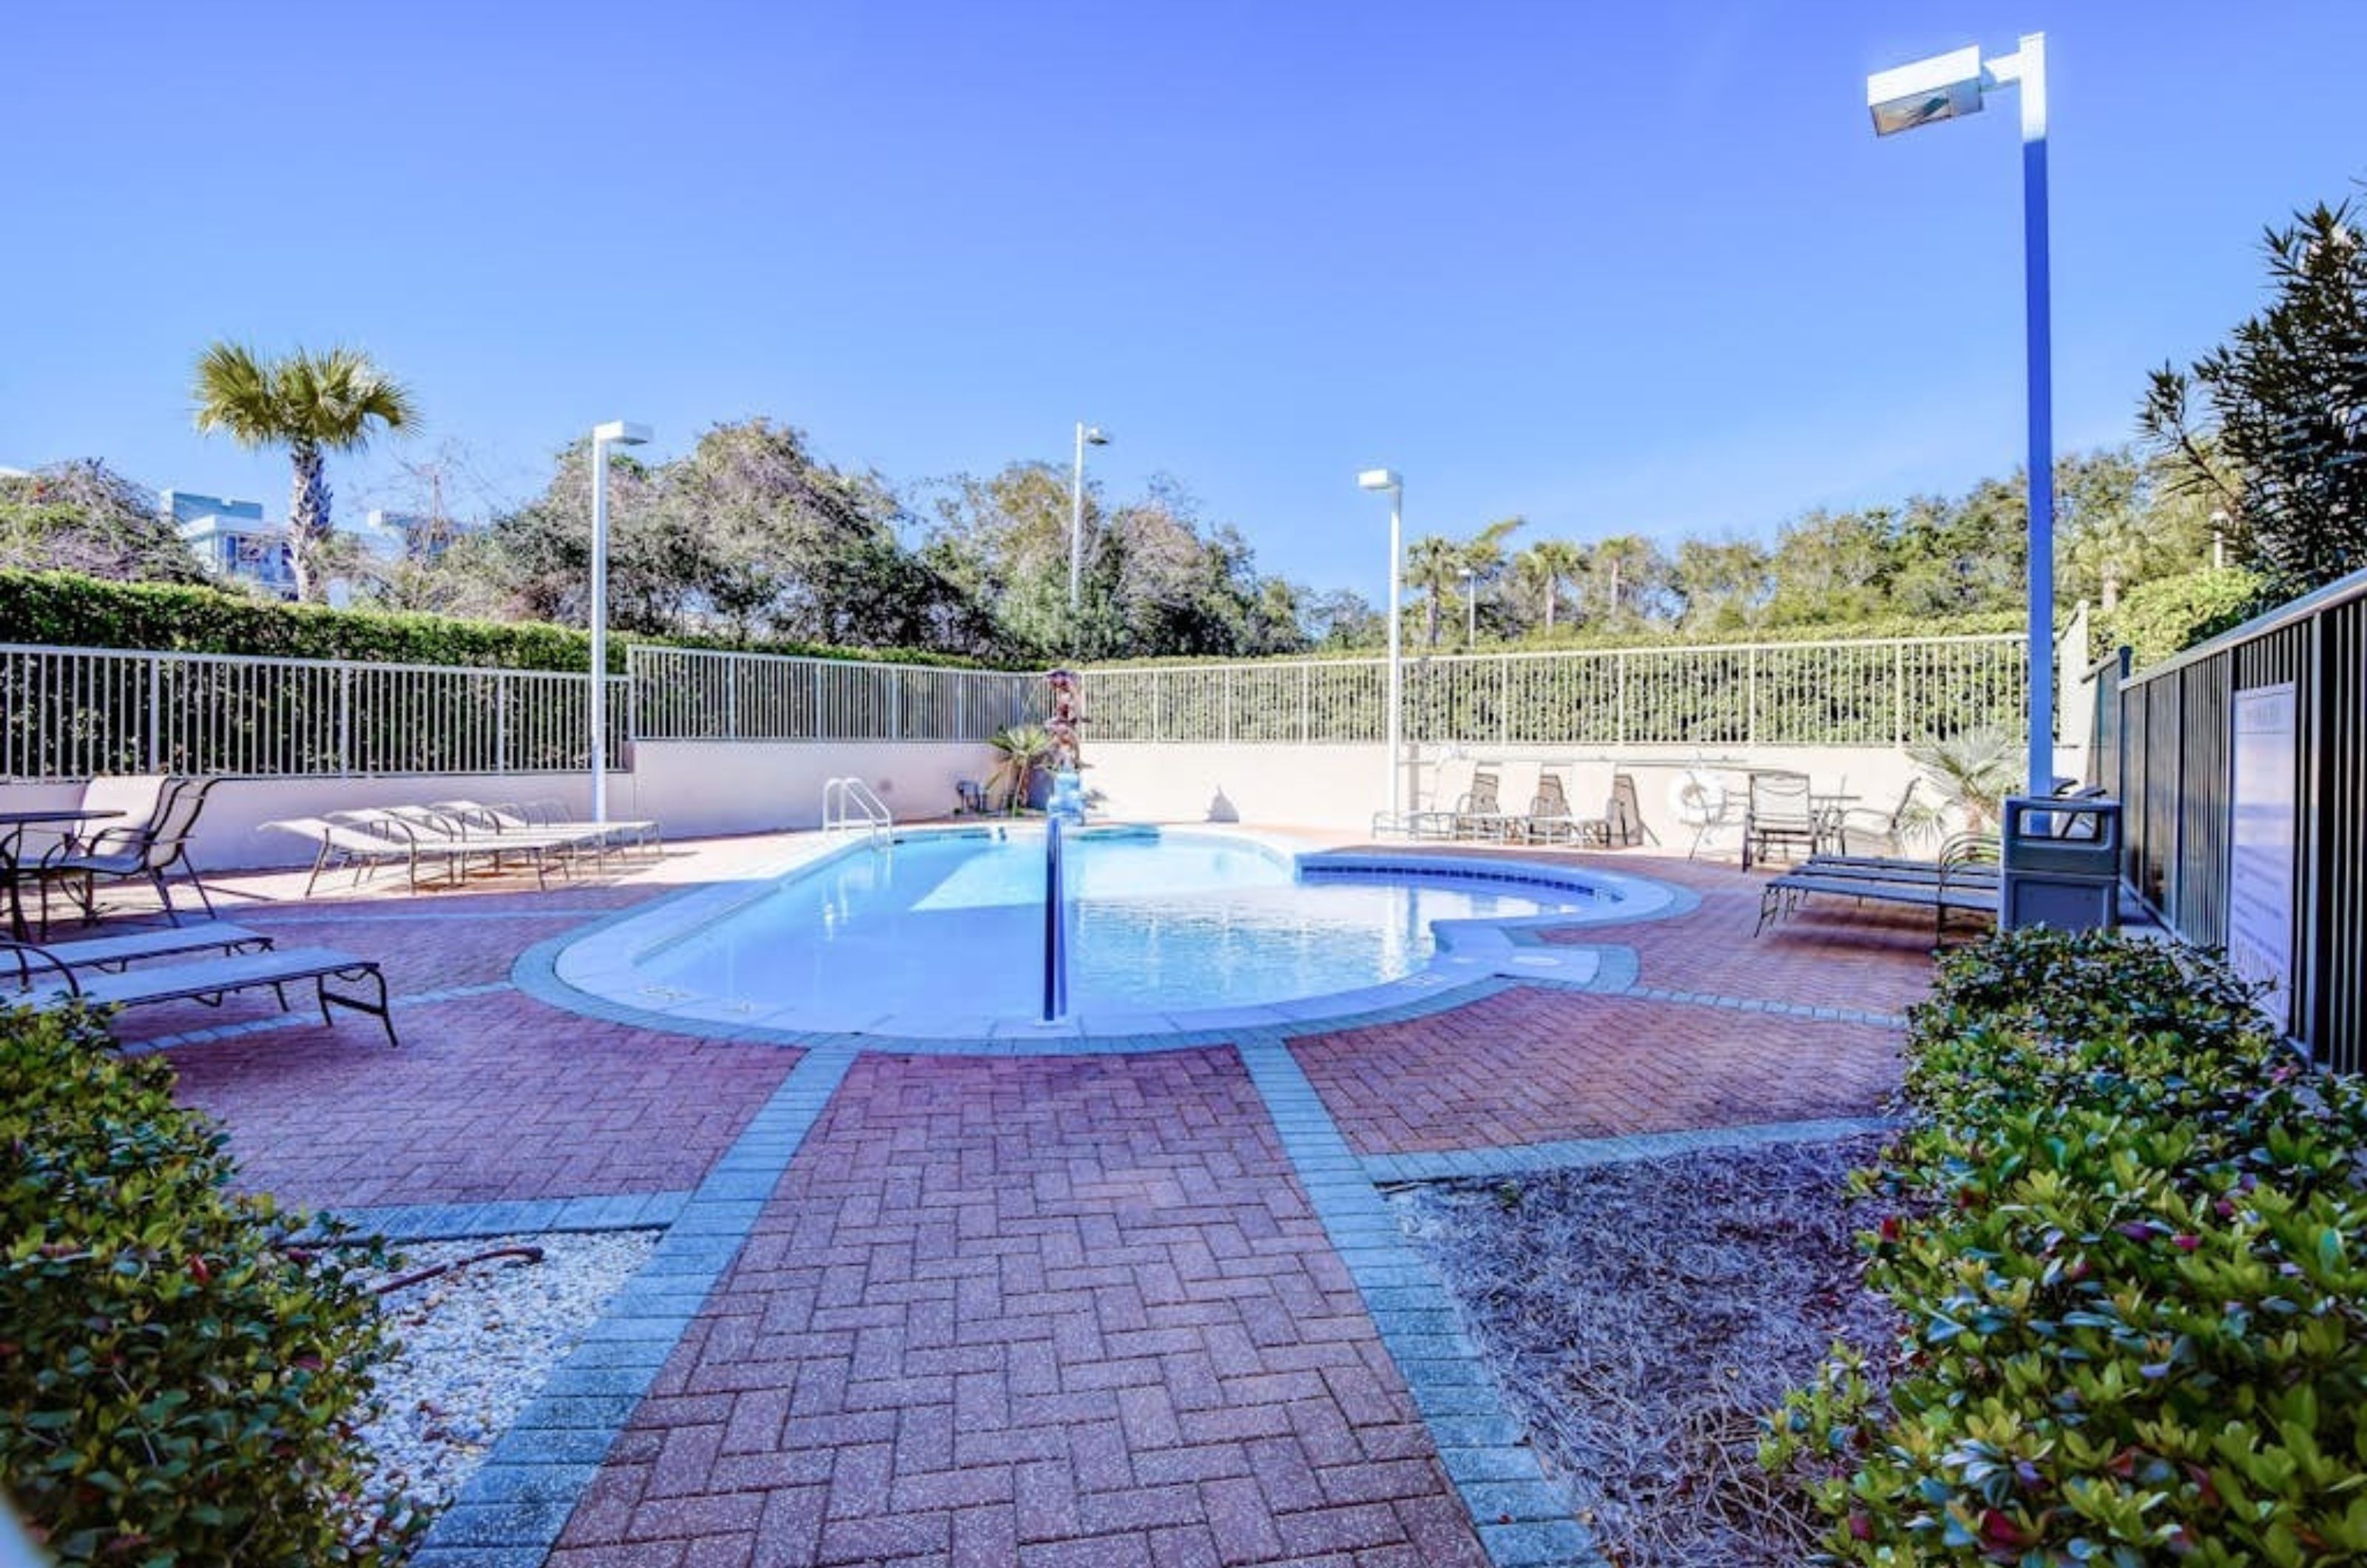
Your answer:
[1740,770,1822,869]
[4,939,397,1047]
[1829,777,1921,858]
[36,776,222,932]
[1408,757,1478,840]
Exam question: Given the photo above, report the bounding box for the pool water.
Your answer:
[631,828,1593,1027]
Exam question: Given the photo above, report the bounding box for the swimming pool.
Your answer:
[551,826,1682,1038]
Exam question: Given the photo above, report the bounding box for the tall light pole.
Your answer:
[588,419,650,825]
[1459,566,1478,649]
[1868,32,2054,798]
[1359,469,1405,825]
[1069,423,1110,619]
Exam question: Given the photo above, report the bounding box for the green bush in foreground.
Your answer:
[1766,929,2367,1567]
[0,1004,417,1564]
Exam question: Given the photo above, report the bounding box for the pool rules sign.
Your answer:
[2228,683,2299,1030]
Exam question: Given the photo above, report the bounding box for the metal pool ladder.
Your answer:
[821,777,893,847]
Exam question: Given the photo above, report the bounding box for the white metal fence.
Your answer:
[1,632,2027,782]
[1,644,630,780]
[628,646,1042,743]
[1076,635,2030,747]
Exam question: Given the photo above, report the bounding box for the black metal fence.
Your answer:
[2090,568,2367,1072]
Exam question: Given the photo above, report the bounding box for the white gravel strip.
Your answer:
[355,1229,661,1516]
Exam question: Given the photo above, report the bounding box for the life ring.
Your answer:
[1669,769,1726,828]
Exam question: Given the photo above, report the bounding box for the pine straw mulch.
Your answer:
[1396,1136,1899,1568]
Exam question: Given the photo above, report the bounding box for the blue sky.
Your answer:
[4,0,2362,603]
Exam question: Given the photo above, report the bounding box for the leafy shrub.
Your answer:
[0,567,1005,672]
[0,1004,418,1564]
[2098,567,2268,667]
[1765,928,2367,1567]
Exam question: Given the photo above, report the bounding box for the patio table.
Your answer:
[0,808,124,941]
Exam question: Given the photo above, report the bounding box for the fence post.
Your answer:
[338,664,354,778]
[1300,663,1312,743]
[145,654,161,773]
[1747,646,1759,746]
[811,661,824,741]
[1223,667,1235,744]
[728,658,741,741]
[1499,655,1512,746]
[1893,643,1906,748]
[1615,652,1628,748]
[496,673,511,773]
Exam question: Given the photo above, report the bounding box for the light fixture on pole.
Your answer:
[588,419,650,826]
[1459,566,1478,649]
[1868,31,2055,798]
[1358,468,1405,826]
[1069,423,1111,617]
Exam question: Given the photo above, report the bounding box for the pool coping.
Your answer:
[519,825,1698,1047]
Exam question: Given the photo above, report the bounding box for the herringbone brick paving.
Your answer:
[546,1050,1490,1568]
[1289,988,1902,1157]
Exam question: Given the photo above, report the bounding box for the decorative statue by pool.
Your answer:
[1044,669,1087,822]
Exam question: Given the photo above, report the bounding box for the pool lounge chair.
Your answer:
[24,919,272,973]
[437,799,663,860]
[1528,761,1615,846]
[1755,836,2000,940]
[4,939,398,1047]
[266,814,476,896]
[1408,757,1479,840]
[360,808,590,889]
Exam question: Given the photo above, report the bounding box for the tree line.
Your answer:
[5,187,2358,664]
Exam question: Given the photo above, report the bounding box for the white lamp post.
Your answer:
[588,419,650,825]
[1069,422,1111,618]
[1359,469,1405,825]
[1868,32,2055,798]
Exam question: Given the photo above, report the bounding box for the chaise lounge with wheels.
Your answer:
[4,939,399,1047]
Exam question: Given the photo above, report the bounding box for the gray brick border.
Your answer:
[1362,1115,1904,1185]
[308,1190,692,1245]
[408,1041,858,1567]
[1236,1032,1610,1568]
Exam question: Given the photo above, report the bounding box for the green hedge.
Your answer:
[0,569,1005,673]
[2098,567,2269,669]
[1080,610,2030,669]
[0,1004,419,1563]
[1764,929,2367,1566]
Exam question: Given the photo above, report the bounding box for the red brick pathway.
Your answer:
[1290,989,1902,1157]
[547,1050,1488,1568]
[1544,852,1943,1015]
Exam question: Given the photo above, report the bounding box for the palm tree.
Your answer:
[985,724,1055,813]
[192,343,418,602]
[1513,539,1586,632]
[1906,726,2020,834]
[1405,535,1463,647]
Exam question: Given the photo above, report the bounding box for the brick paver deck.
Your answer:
[1289,989,1903,1158]
[549,1051,1488,1568]
[98,831,1937,1567]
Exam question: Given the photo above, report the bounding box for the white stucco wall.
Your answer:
[1083,739,2089,849]
[0,742,997,871]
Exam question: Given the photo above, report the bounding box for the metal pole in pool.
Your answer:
[1041,814,1069,1021]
